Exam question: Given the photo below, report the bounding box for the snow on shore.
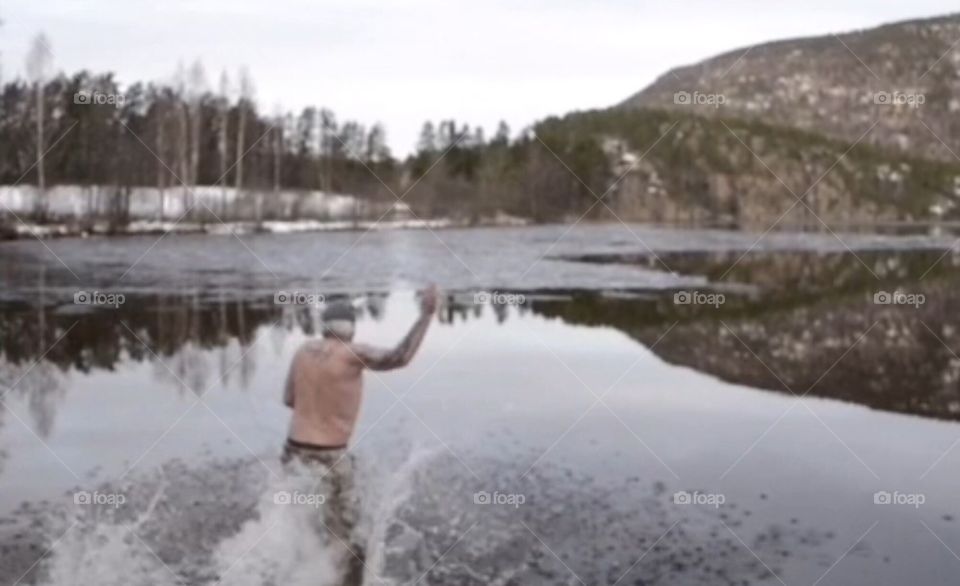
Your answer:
[0,184,532,239]
[0,184,360,220]
[4,217,465,239]
[0,185,529,240]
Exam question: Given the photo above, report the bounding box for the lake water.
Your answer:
[0,224,959,585]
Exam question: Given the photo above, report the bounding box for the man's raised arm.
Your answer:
[352,286,438,371]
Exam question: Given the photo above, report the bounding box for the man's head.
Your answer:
[322,301,356,341]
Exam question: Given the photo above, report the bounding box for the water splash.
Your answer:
[41,479,176,586]
[16,447,838,586]
[209,468,340,586]
[29,444,449,586]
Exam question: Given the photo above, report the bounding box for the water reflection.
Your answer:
[1,291,539,376]
[545,248,960,420]
[3,246,960,444]
[0,291,532,439]
[3,249,960,585]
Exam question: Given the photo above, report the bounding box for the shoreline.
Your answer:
[0,216,955,241]
[0,215,531,241]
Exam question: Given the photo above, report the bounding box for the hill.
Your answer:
[527,107,960,228]
[621,13,960,163]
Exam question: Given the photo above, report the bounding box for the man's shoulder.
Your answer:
[292,338,328,357]
[294,339,364,363]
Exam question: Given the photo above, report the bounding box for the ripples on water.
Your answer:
[23,450,837,586]
[0,224,954,298]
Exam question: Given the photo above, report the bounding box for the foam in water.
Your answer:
[41,481,176,586]
[210,468,340,586]
[209,443,444,586]
[33,443,446,586]
[361,445,446,585]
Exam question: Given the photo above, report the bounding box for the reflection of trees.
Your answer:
[0,292,392,438]
[13,246,960,439]
[535,249,960,422]
[0,288,539,389]
[439,295,481,325]
[0,295,283,373]
[438,293,531,325]
[563,248,958,300]
[364,292,388,321]
[0,272,66,462]
[21,363,64,438]
[0,359,65,463]
[494,303,511,323]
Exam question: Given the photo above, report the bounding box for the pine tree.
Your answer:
[417,121,437,154]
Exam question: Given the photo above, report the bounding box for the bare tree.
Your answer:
[25,33,52,220]
[263,108,284,227]
[173,63,191,214]
[154,98,168,220]
[187,59,207,192]
[217,70,230,214]
[234,67,255,194]
[0,15,5,83]
[273,108,283,196]
[366,123,390,163]
[320,108,336,193]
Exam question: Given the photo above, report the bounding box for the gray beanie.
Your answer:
[322,301,356,323]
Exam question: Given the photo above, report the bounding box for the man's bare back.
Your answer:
[284,286,438,447]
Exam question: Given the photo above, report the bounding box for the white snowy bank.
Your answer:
[0,184,363,221]
[0,185,530,239]
[4,216,532,240]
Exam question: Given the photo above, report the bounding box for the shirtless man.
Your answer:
[281,286,438,585]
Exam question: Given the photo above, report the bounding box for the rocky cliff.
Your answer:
[535,107,960,229]
[547,13,960,227]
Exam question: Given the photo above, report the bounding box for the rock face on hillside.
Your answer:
[621,14,960,163]
[537,108,960,229]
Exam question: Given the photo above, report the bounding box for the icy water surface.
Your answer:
[0,224,959,585]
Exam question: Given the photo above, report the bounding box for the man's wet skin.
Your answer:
[280,287,438,585]
[284,285,438,448]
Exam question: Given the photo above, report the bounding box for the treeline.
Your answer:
[2,35,402,221]
[3,34,616,224]
[0,67,397,188]
[404,117,610,221]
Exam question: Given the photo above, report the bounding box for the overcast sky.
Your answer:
[1,0,957,154]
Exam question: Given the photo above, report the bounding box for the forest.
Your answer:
[1,35,609,226]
